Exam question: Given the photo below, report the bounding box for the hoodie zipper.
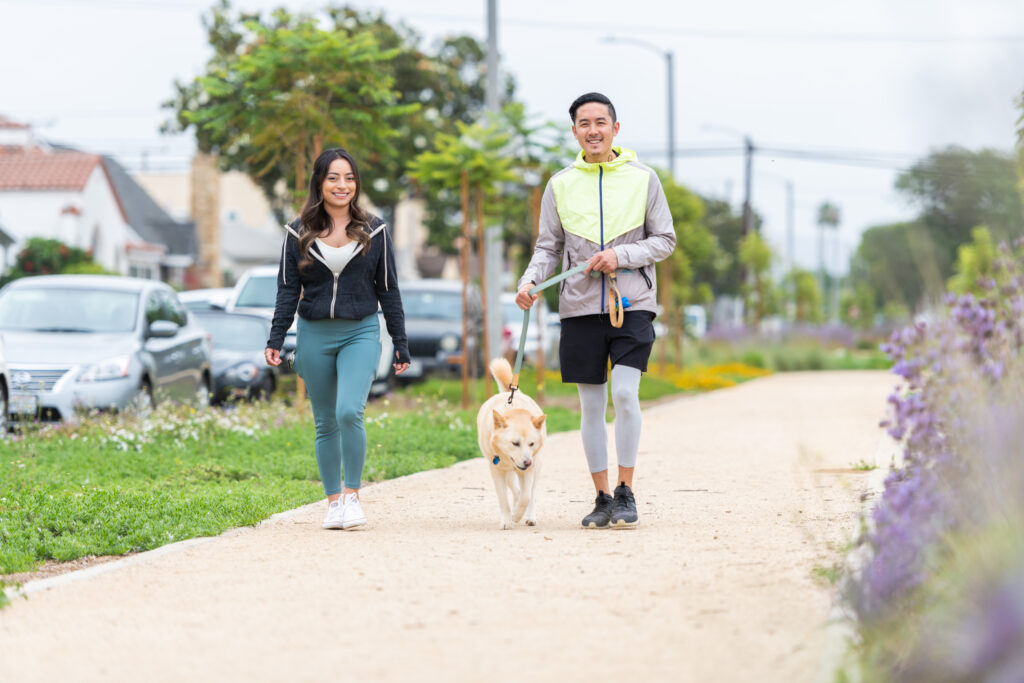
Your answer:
[330,274,339,318]
[599,166,606,314]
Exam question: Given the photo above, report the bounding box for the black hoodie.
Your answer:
[267,215,410,364]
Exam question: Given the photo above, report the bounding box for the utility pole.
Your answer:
[483,0,502,368]
[786,180,795,318]
[666,51,675,177]
[742,136,754,236]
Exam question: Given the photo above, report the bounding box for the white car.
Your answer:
[178,287,233,312]
[227,265,395,395]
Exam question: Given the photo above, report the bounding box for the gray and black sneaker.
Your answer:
[610,482,639,528]
[582,491,614,529]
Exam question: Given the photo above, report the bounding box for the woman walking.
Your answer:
[265,148,410,530]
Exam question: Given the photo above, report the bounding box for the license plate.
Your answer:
[10,393,39,415]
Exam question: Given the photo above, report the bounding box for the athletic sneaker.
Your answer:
[582,491,614,529]
[322,499,345,530]
[341,492,367,530]
[610,482,639,527]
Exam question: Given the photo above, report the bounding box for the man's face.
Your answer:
[572,102,619,161]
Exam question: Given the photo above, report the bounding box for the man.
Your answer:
[516,92,675,529]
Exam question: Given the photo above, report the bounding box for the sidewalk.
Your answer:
[0,371,894,683]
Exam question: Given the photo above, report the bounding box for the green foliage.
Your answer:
[697,196,762,297]
[948,226,997,295]
[783,267,825,323]
[738,230,776,324]
[1,238,112,285]
[850,146,1024,316]
[841,282,877,330]
[165,2,416,213]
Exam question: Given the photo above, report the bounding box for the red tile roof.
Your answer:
[0,147,102,191]
[0,116,30,130]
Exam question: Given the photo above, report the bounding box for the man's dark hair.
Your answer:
[569,92,616,124]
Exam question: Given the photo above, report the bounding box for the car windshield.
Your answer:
[403,290,464,320]
[0,287,139,333]
[234,276,277,308]
[195,315,267,352]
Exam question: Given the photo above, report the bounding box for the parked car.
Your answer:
[401,279,482,380]
[0,275,212,421]
[226,265,394,395]
[192,310,278,404]
[0,338,9,433]
[178,287,233,312]
[500,293,560,369]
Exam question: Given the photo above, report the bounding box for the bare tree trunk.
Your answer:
[459,171,470,409]
[476,185,490,391]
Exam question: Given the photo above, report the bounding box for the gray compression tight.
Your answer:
[577,365,643,474]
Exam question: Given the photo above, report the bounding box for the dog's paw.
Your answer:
[524,517,537,526]
[499,518,514,530]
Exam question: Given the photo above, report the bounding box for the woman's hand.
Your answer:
[264,347,281,366]
[393,351,410,376]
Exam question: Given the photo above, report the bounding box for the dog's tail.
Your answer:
[489,357,514,393]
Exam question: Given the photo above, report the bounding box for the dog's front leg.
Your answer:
[515,467,538,525]
[489,465,514,530]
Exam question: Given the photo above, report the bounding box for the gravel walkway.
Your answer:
[0,370,894,682]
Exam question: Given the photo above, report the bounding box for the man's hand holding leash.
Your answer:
[584,248,618,275]
[515,283,538,310]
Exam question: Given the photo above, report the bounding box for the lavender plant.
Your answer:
[846,239,1024,679]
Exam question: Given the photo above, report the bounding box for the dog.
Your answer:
[476,358,547,530]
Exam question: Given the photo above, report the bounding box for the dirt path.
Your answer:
[0,371,894,683]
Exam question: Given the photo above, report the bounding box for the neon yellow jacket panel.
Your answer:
[519,147,676,318]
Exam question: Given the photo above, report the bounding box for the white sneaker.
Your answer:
[341,492,367,530]
[322,499,345,529]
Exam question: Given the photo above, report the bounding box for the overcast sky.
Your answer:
[2,0,1023,274]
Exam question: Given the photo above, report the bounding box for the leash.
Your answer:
[507,264,625,404]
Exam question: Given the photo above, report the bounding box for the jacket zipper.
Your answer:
[599,166,606,314]
[640,266,652,289]
[330,274,339,318]
[562,253,573,295]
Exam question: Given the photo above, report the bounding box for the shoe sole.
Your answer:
[582,521,611,529]
[342,517,367,530]
[322,521,345,530]
[609,518,639,528]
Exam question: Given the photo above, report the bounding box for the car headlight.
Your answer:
[439,334,459,352]
[79,355,132,382]
[226,362,259,382]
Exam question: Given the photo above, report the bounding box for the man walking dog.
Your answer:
[516,92,675,529]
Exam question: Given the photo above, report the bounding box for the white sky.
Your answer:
[2,0,1023,275]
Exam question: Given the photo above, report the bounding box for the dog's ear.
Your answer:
[532,414,546,429]
[493,410,508,429]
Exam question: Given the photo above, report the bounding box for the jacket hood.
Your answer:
[572,147,637,172]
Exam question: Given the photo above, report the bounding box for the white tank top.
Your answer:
[315,239,360,275]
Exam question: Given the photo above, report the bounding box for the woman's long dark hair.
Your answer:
[297,147,371,271]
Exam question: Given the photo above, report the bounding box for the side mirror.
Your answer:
[148,320,179,338]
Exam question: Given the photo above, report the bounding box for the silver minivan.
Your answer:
[0,275,212,422]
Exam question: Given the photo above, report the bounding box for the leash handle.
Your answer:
[608,272,625,328]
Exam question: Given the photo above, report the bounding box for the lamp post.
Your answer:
[601,36,675,177]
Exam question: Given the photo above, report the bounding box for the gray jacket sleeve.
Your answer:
[612,170,676,268]
[518,182,564,290]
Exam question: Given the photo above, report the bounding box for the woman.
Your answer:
[265,148,410,530]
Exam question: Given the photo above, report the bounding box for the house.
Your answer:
[0,116,196,285]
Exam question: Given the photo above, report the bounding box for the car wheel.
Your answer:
[253,373,275,401]
[195,375,212,409]
[134,379,155,418]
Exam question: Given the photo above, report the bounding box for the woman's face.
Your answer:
[321,158,357,212]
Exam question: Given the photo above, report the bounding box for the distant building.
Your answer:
[0,116,196,285]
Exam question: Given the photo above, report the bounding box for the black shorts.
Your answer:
[559,311,656,384]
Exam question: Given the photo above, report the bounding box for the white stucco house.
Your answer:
[0,117,196,285]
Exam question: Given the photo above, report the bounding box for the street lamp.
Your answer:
[700,123,755,238]
[601,36,675,178]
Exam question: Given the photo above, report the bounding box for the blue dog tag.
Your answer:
[492,456,500,465]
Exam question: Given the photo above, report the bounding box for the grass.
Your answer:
[1,359,766,586]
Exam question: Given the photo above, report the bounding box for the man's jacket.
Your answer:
[519,147,676,319]
[267,215,410,364]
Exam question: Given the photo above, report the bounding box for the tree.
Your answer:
[848,221,942,317]
[783,267,824,323]
[698,195,761,297]
[895,146,1023,278]
[948,226,998,296]
[738,230,775,325]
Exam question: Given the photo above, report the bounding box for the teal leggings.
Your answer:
[295,314,381,495]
